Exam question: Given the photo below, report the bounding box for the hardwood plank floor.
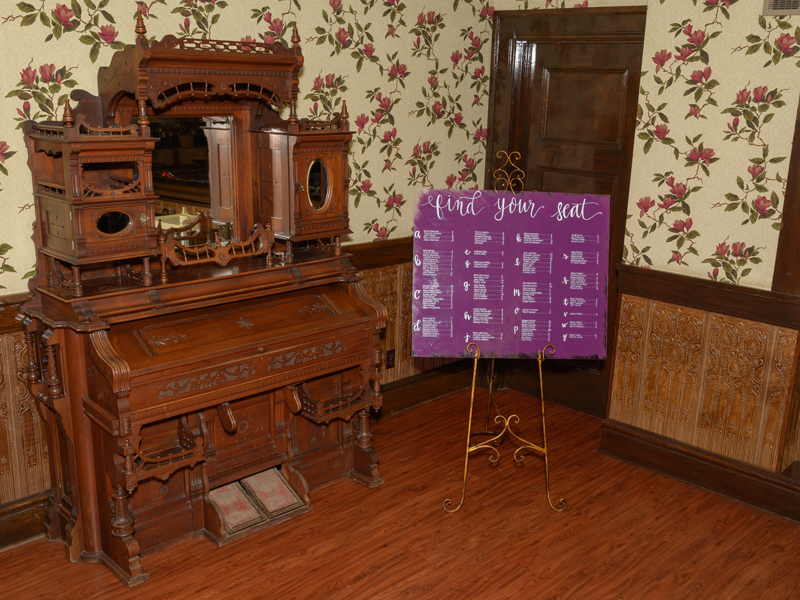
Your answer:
[2,389,800,599]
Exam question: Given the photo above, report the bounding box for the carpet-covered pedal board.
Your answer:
[208,469,307,536]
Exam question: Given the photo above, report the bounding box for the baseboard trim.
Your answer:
[599,420,800,522]
[0,491,50,551]
[376,359,473,419]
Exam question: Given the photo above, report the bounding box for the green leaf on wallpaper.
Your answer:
[71,0,81,19]
[769,157,787,164]
[80,34,94,45]
[745,45,759,56]
[741,202,749,214]
[666,235,678,243]
[764,42,772,55]
[39,12,50,27]
[90,42,100,63]
[101,10,115,23]
[725,203,738,212]
[85,0,96,9]
[643,139,653,155]
[17,2,35,12]
[773,222,782,231]
[725,193,739,202]
[745,35,761,43]
[20,13,36,26]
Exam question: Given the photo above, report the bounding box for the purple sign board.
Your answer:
[412,190,610,360]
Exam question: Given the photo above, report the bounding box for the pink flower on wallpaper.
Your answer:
[445,174,456,188]
[372,223,388,239]
[432,101,444,117]
[360,180,372,193]
[690,67,711,83]
[389,63,408,79]
[748,165,764,179]
[636,196,655,217]
[473,66,485,79]
[384,160,392,170]
[687,29,705,47]
[387,25,397,38]
[753,86,771,103]
[98,25,117,43]
[470,35,482,50]
[428,75,438,88]
[672,252,682,264]
[727,117,739,132]
[413,143,422,157]
[371,111,384,124]
[673,218,692,232]
[453,112,463,126]
[480,5,495,20]
[0,141,9,163]
[53,4,74,28]
[653,124,669,140]
[776,33,796,55]
[716,242,729,256]
[474,128,487,142]
[386,192,404,208]
[17,101,31,119]
[417,13,426,26]
[336,28,349,47]
[382,128,397,142]
[688,105,700,118]
[137,2,149,17]
[180,18,191,34]
[270,19,284,35]
[736,88,751,105]
[574,1,588,7]
[325,74,338,88]
[708,267,719,280]
[687,146,715,165]
[313,76,324,91]
[330,0,342,10]
[677,46,694,61]
[422,141,433,154]
[20,67,36,87]
[731,242,746,257]
[667,179,687,198]
[377,93,391,111]
[652,49,672,73]
[658,197,675,210]
[754,196,771,215]
[239,36,256,52]
[363,43,375,58]
[262,34,275,45]
[706,0,731,6]
[385,0,399,6]
[463,157,475,170]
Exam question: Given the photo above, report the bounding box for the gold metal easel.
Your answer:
[442,343,568,513]
[442,152,567,514]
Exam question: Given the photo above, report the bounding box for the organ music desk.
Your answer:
[19,16,385,587]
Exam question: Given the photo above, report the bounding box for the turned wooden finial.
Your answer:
[291,24,300,45]
[62,99,74,127]
[135,11,147,41]
[340,100,349,120]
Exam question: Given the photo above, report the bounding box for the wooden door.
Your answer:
[486,7,646,416]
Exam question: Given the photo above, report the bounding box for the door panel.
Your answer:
[486,7,646,416]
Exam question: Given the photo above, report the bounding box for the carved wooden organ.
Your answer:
[19,17,385,587]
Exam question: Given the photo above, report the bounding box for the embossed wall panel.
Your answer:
[360,263,452,387]
[608,295,647,427]
[610,294,799,472]
[0,332,50,504]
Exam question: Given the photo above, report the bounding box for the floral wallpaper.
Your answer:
[628,0,800,289]
[0,0,796,294]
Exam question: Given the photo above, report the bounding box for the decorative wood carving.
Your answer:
[609,294,798,472]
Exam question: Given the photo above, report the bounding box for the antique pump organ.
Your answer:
[19,16,385,586]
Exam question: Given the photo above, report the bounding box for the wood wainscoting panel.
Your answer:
[609,294,798,472]
[0,331,50,505]
[360,262,452,387]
